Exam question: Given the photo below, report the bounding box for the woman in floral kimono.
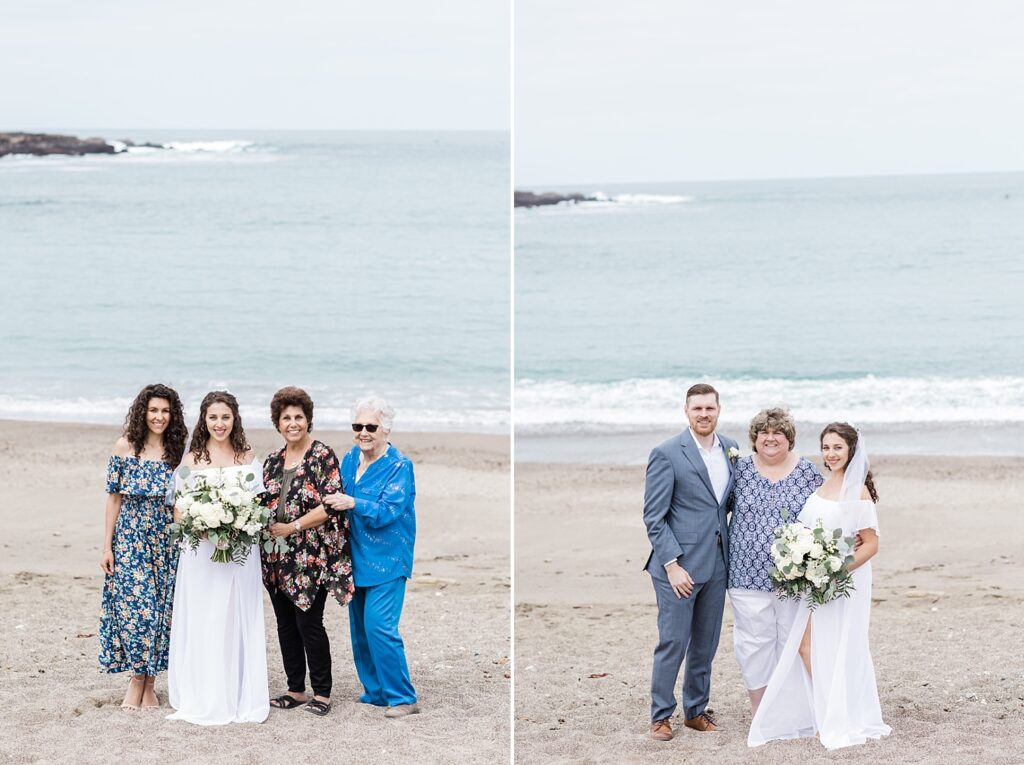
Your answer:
[325,395,418,718]
[262,386,353,717]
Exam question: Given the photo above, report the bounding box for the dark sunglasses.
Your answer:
[351,423,380,433]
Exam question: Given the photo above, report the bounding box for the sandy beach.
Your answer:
[0,420,510,765]
[515,454,1024,764]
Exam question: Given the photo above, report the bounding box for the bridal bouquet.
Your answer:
[170,467,289,564]
[769,512,857,610]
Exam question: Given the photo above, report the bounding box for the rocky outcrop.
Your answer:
[0,132,166,158]
[0,132,119,157]
[514,190,598,208]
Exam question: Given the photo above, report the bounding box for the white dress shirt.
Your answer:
[690,428,730,504]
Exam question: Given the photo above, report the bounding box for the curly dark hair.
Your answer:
[270,386,314,432]
[820,422,879,503]
[189,390,251,464]
[122,383,187,466]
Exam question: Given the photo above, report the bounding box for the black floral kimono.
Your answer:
[261,440,354,610]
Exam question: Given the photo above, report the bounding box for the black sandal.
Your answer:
[305,699,331,716]
[270,693,307,709]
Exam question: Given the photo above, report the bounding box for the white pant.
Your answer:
[729,588,801,690]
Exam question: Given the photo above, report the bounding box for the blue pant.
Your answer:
[649,549,727,721]
[349,577,417,707]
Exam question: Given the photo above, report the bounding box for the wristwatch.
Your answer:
[293,520,302,534]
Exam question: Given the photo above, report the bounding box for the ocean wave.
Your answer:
[515,375,1024,432]
[157,140,258,153]
[111,139,260,154]
[590,192,692,205]
[526,191,693,215]
[0,394,508,433]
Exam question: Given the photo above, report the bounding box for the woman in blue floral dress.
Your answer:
[99,383,187,710]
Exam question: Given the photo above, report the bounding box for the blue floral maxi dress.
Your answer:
[99,456,178,674]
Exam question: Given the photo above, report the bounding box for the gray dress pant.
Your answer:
[650,549,727,722]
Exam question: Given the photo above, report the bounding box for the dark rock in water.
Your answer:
[122,139,166,149]
[0,132,172,157]
[515,190,598,208]
[0,132,121,157]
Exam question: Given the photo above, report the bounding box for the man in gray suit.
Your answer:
[643,383,737,741]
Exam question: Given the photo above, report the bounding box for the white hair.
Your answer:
[351,395,395,432]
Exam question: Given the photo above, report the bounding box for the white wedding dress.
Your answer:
[748,492,891,750]
[166,458,269,725]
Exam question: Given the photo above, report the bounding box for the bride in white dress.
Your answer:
[748,422,891,750]
[166,391,269,725]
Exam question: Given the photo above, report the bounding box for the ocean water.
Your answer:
[1,130,510,432]
[515,172,1024,457]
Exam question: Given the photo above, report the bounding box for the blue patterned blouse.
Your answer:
[106,454,175,498]
[727,456,824,591]
[339,444,416,588]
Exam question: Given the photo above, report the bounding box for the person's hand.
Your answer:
[854,533,864,551]
[324,493,356,511]
[665,561,694,599]
[270,522,294,538]
[100,549,114,575]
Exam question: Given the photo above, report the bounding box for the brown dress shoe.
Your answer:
[684,710,721,731]
[650,718,673,741]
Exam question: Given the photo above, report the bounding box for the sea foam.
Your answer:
[515,375,1024,433]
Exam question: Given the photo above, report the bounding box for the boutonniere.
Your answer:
[727,447,740,463]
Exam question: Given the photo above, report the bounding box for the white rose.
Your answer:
[790,536,812,557]
[222,487,244,505]
[174,495,192,514]
[806,563,829,587]
[827,556,843,572]
[809,542,824,559]
[203,503,223,528]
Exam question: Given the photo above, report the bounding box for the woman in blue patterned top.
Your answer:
[99,383,187,710]
[727,407,823,716]
[325,395,418,718]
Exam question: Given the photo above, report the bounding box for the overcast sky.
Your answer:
[516,1,1024,185]
[2,1,508,131]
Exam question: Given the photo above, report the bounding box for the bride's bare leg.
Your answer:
[748,686,766,715]
[797,617,813,679]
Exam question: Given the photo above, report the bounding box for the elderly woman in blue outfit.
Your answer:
[324,396,418,718]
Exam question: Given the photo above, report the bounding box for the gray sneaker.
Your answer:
[384,703,421,718]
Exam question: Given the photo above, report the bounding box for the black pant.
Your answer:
[268,586,331,698]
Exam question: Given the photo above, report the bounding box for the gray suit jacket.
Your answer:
[643,429,737,584]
